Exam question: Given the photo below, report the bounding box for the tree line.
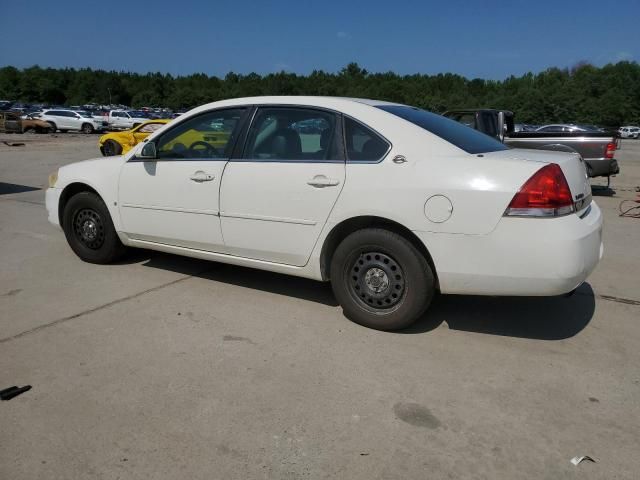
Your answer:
[1,62,639,126]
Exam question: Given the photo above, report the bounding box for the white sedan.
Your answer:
[45,96,603,330]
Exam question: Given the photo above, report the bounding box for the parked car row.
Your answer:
[618,126,640,138]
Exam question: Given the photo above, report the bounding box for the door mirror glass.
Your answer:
[140,142,157,159]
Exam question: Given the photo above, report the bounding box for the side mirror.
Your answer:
[139,142,157,159]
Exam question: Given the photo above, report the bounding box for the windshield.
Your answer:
[376,105,508,154]
[128,111,149,118]
[77,111,93,118]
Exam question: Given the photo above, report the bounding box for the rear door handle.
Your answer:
[307,175,340,188]
[190,171,215,183]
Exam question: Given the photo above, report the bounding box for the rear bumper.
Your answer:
[586,158,619,178]
[417,202,603,296]
[45,187,62,228]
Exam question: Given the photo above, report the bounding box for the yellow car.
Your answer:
[99,119,170,156]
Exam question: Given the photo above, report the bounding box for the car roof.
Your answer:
[190,96,405,111]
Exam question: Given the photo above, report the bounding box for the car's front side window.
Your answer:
[243,107,339,161]
[155,108,246,160]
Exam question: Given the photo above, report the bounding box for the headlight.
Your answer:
[48,171,58,188]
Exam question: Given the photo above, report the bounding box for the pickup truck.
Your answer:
[444,109,620,182]
[104,110,149,130]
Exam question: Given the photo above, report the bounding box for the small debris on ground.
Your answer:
[570,455,597,466]
[3,141,25,147]
[0,385,32,401]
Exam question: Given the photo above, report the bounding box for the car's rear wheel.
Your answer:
[60,129,68,133]
[330,228,435,331]
[81,123,94,134]
[47,121,57,132]
[62,191,126,264]
[103,139,122,156]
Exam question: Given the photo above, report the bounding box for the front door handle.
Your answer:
[190,171,215,183]
[307,175,340,188]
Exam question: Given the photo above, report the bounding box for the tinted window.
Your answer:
[156,108,245,159]
[243,107,338,161]
[344,117,389,162]
[377,105,508,154]
[137,122,164,134]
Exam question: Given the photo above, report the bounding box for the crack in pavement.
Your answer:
[576,290,640,306]
[0,197,45,206]
[597,294,640,306]
[0,268,212,344]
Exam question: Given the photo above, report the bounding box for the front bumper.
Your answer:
[45,187,62,228]
[417,202,603,296]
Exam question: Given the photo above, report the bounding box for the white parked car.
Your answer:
[38,109,105,133]
[618,126,639,139]
[106,110,150,130]
[45,97,603,330]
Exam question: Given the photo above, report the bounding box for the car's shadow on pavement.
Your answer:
[591,185,616,196]
[404,283,596,340]
[134,250,339,307]
[130,250,595,340]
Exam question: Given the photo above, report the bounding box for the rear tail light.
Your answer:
[505,163,574,217]
[605,142,616,159]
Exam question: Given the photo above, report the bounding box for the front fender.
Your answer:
[57,157,126,230]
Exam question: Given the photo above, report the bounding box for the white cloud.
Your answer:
[273,63,292,72]
[615,51,634,62]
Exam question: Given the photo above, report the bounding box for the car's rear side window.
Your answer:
[343,117,390,162]
[377,105,508,154]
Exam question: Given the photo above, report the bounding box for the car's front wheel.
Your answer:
[103,139,122,156]
[62,191,126,264]
[330,228,435,331]
[81,123,94,134]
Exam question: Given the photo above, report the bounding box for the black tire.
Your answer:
[62,191,126,264]
[103,139,122,156]
[330,228,435,331]
[81,123,94,134]
[47,121,57,132]
[60,129,68,133]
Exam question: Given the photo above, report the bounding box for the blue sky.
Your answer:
[1,0,638,79]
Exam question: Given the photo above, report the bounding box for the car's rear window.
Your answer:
[377,105,508,154]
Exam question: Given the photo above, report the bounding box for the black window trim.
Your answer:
[128,106,252,163]
[342,114,392,164]
[233,104,346,164]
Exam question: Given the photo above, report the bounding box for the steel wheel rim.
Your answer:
[73,208,105,249]
[348,251,406,312]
